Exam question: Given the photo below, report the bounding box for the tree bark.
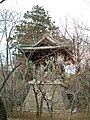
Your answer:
[0,96,7,120]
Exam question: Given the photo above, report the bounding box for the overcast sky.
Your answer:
[0,0,90,26]
[0,0,90,55]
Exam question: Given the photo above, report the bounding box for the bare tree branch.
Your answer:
[0,62,22,93]
[0,0,6,4]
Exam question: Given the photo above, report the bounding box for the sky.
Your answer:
[0,0,90,56]
[0,0,90,26]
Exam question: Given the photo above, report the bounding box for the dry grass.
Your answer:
[8,110,90,120]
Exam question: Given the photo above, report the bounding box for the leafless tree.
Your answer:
[0,8,29,119]
[26,52,69,120]
[0,54,22,119]
[60,18,90,120]
[0,8,21,70]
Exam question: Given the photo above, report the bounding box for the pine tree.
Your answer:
[15,5,55,44]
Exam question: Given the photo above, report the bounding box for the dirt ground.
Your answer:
[8,110,90,120]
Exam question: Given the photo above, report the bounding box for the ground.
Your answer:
[8,110,90,120]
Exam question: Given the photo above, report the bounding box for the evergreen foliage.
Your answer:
[15,5,55,44]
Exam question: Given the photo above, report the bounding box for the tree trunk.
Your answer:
[50,103,53,120]
[0,96,7,120]
[32,85,40,120]
[39,96,43,120]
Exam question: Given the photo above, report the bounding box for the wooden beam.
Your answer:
[20,45,65,50]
